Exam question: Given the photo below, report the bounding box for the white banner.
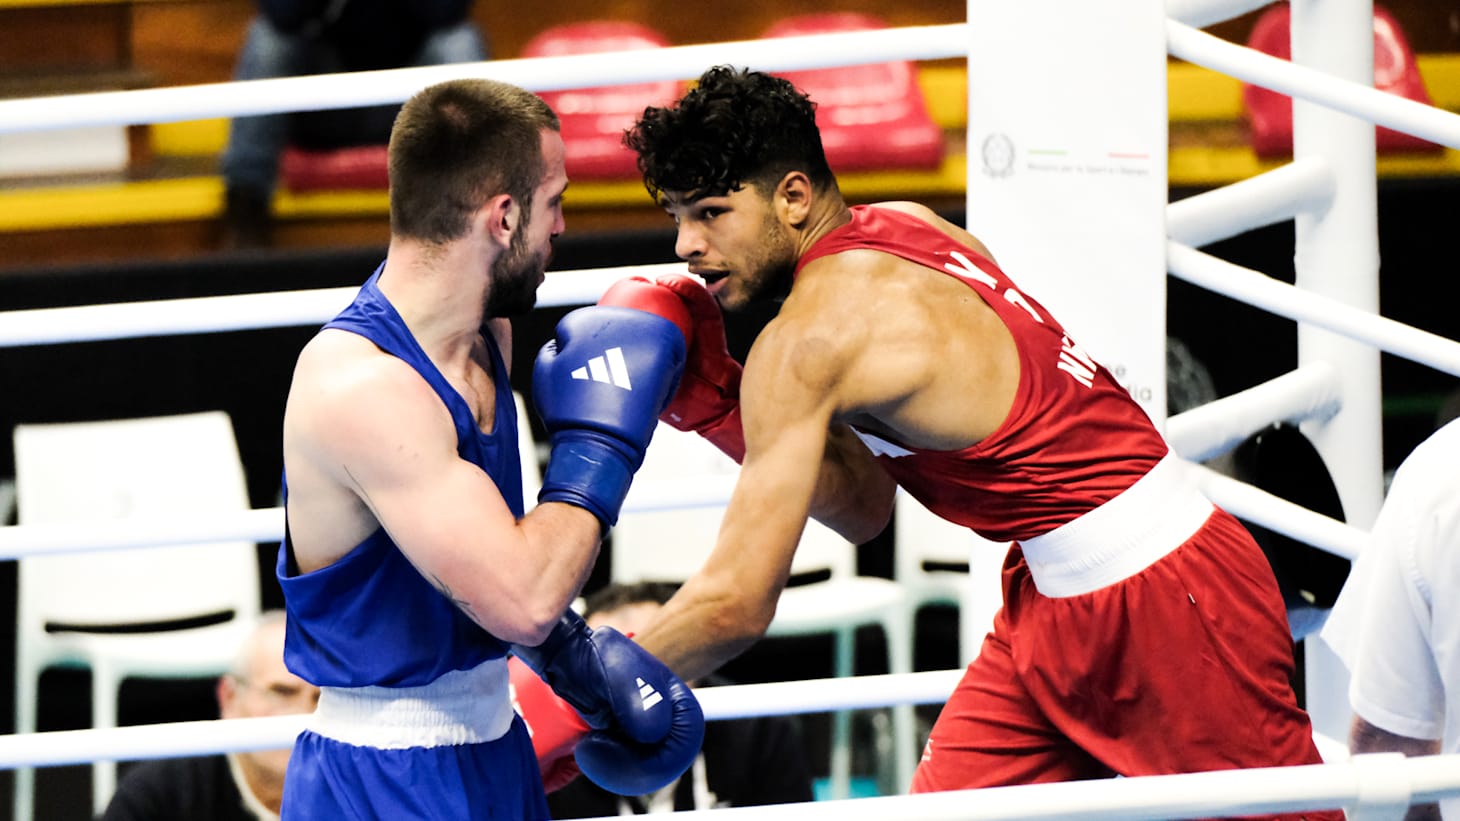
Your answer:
[966,0,1169,423]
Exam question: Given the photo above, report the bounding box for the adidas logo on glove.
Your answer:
[571,347,634,390]
[637,677,662,710]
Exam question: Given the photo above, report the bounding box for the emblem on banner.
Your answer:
[980,133,1015,178]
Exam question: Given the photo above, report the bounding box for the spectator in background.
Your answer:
[220,0,489,247]
[100,611,320,820]
[547,581,815,816]
[1321,410,1460,821]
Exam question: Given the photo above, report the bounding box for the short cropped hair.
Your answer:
[583,581,682,618]
[388,78,560,243]
[625,65,836,203]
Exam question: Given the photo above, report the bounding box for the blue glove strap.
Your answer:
[537,431,638,528]
[509,610,588,675]
[509,611,614,728]
[509,611,681,746]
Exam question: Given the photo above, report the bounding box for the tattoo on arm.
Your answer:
[432,575,484,627]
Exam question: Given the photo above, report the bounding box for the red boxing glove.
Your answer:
[652,275,747,463]
[599,275,745,462]
[598,276,694,345]
[508,655,588,792]
[542,754,582,794]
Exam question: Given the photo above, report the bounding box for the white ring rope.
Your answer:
[11,244,1460,384]
[0,715,306,771]
[1167,241,1460,378]
[0,458,1367,565]
[1352,752,1417,821]
[618,755,1460,821]
[0,360,1365,564]
[1159,358,1368,563]
[0,507,284,561]
[1165,0,1275,30]
[1167,19,1460,150]
[0,699,1456,821]
[0,263,685,349]
[0,26,968,134]
[1166,157,1335,249]
[0,461,1369,564]
[1165,362,1343,462]
[0,472,738,560]
[1187,462,1367,561]
[0,672,961,770]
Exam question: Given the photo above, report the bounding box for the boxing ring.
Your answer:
[4,0,1460,817]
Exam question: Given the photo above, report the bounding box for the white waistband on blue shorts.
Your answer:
[308,657,515,749]
[1018,452,1214,598]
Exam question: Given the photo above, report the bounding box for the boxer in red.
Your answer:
[534,65,1339,820]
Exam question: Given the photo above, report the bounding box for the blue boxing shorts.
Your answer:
[281,659,550,820]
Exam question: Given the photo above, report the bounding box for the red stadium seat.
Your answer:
[762,13,945,173]
[1242,3,1441,158]
[277,21,678,191]
[280,144,389,192]
[521,21,681,180]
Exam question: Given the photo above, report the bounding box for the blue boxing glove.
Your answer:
[533,305,686,527]
[511,612,705,795]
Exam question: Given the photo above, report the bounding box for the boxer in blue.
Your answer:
[275,77,703,819]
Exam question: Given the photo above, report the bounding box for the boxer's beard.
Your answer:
[731,209,796,309]
[486,214,548,318]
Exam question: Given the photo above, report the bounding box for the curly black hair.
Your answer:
[624,65,837,202]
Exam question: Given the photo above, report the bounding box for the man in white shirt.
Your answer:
[1322,417,1460,820]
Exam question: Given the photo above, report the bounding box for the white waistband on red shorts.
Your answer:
[308,657,515,749]
[1018,452,1214,598]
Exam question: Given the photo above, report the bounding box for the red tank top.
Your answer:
[798,206,1169,543]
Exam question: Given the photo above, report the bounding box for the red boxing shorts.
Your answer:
[911,509,1343,821]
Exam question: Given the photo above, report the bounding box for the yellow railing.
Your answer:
[4,56,1458,233]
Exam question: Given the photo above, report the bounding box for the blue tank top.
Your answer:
[277,264,522,687]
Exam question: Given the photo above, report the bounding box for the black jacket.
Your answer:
[100,755,260,821]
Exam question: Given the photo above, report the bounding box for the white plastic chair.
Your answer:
[611,424,916,798]
[893,490,1009,668]
[11,411,262,817]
